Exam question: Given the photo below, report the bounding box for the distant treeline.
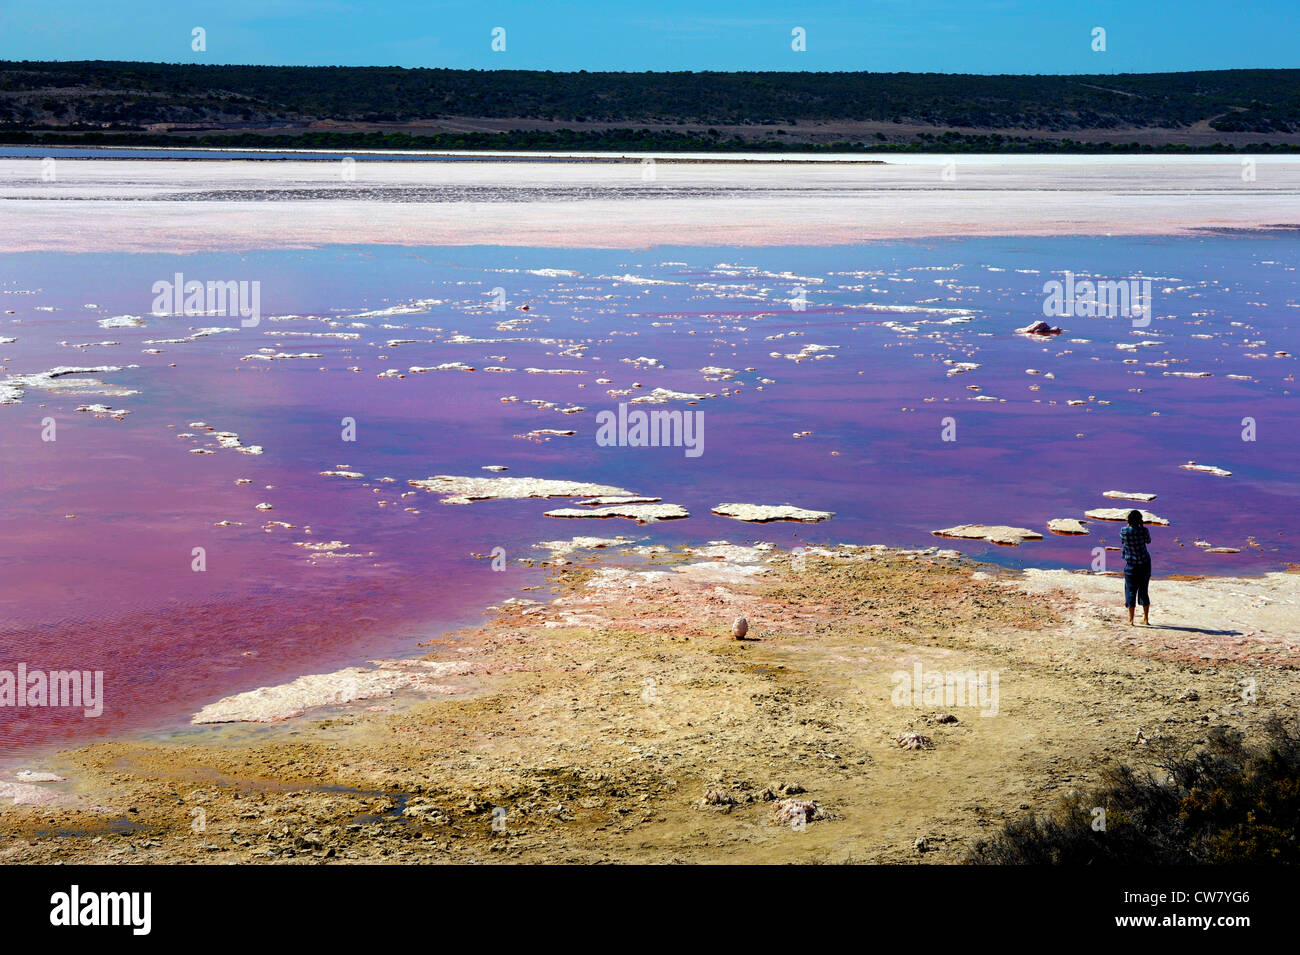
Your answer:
[4,128,1300,153]
[3,61,1300,135]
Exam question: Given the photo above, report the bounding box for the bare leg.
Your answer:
[1128,605,1135,625]
[1142,605,1150,625]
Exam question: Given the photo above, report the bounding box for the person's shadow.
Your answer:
[1143,624,1242,636]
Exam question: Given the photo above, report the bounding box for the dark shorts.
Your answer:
[1124,563,1151,608]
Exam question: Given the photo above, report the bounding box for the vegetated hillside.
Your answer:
[3,61,1299,151]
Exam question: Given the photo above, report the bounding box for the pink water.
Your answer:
[2,236,1297,754]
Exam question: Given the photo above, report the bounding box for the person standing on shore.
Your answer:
[1121,509,1152,625]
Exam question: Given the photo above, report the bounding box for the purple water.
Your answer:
[2,234,1297,753]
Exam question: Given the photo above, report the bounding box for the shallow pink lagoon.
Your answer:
[1,234,1297,754]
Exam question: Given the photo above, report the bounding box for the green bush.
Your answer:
[969,718,1300,864]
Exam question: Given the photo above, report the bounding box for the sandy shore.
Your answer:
[4,157,1300,253]
[2,542,1296,864]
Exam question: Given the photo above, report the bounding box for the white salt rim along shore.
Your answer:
[1012,568,1300,655]
[14,770,64,782]
[532,535,646,561]
[191,659,478,723]
[0,780,72,807]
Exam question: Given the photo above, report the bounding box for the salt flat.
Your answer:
[3,156,1300,253]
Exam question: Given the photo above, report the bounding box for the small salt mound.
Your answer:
[97,315,146,329]
[628,387,714,404]
[1180,461,1231,477]
[1047,518,1089,536]
[75,403,129,419]
[932,524,1043,546]
[1083,508,1169,526]
[576,496,662,506]
[544,503,689,524]
[1103,490,1157,502]
[410,362,474,373]
[712,503,834,524]
[410,474,634,505]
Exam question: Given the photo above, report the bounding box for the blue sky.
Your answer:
[3,1,1296,73]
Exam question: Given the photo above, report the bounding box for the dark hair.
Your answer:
[1127,510,1143,527]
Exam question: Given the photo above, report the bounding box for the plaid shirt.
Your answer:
[1121,524,1151,568]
